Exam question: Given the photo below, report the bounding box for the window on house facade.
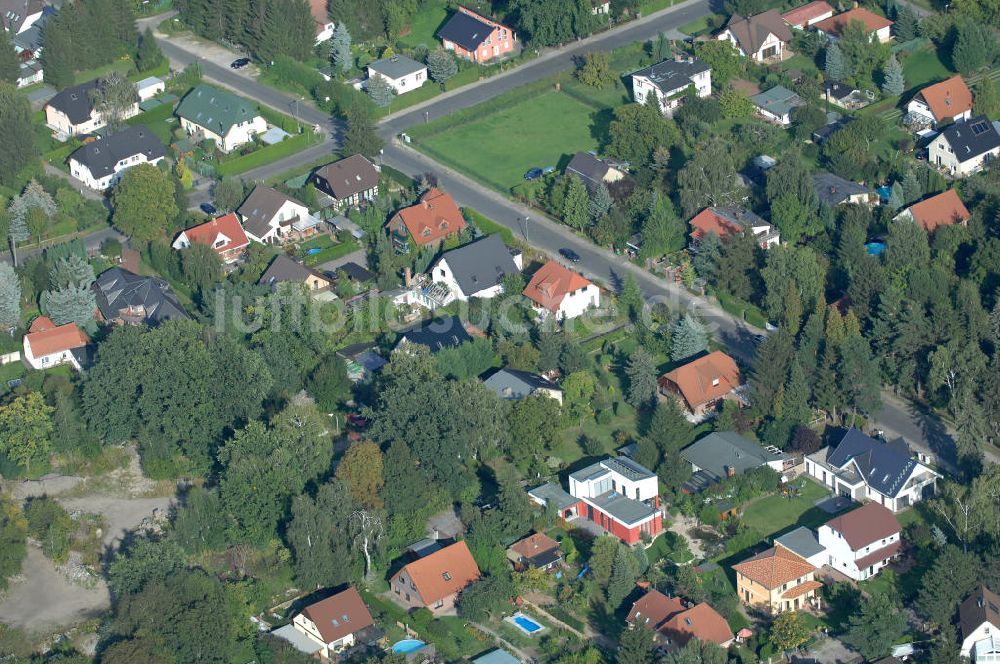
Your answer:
[435,599,444,608]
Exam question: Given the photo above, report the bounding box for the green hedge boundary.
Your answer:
[407,78,553,140]
[462,207,515,245]
[216,132,318,176]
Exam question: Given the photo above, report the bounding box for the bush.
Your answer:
[24,497,73,563]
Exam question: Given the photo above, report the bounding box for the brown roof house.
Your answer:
[814,7,893,43]
[506,532,562,571]
[895,189,970,233]
[717,10,793,63]
[386,188,467,252]
[733,544,822,614]
[522,260,600,321]
[781,0,834,28]
[906,76,974,130]
[959,586,1000,661]
[258,254,332,292]
[626,589,734,649]
[658,351,744,418]
[389,541,481,615]
[238,185,321,245]
[312,154,381,209]
[817,502,901,581]
[275,586,376,659]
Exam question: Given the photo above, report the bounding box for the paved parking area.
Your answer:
[791,636,860,664]
[816,495,853,513]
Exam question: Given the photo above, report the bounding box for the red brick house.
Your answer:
[389,541,480,615]
[437,6,516,63]
[386,188,467,251]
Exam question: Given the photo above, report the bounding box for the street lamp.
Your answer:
[523,216,530,242]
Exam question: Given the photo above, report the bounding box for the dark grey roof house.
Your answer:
[68,125,166,187]
[1,0,45,35]
[93,267,188,325]
[312,154,381,206]
[397,315,472,353]
[630,57,710,96]
[565,151,615,188]
[813,172,871,207]
[336,261,376,284]
[680,431,785,488]
[482,367,561,400]
[437,10,494,51]
[433,234,520,299]
[47,79,100,125]
[938,116,1000,164]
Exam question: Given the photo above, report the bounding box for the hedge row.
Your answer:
[215,132,317,176]
[407,78,553,140]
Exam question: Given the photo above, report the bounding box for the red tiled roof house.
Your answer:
[658,351,744,417]
[817,502,901,581]
[285,586,375,659]
[386,188,467,252]
[522,260,600,320]
[895,189,970,232]
[437,6,516,63]
[627,589,734,649]
[781,1,834,28]
[906,76,973,129]
[506,532,562,570]
[733,544,822,614]
[814,7,893,43]
[172,213,250,264]
[389,541,480,615]
[22,316,90,371]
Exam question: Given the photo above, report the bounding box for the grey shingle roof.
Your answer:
[774,526,825,560]
[565,152,610,187]
[680,431,782,482]
[175,84,259,137]
[589,490,657,526]
[482,367,557,399]
[724,10,792,56]
[93,268,188,323]
[68,125,165,179]
[438,234,519,296]
[312,154,380,201]
[368,55,425,80]
[813,171,870,207]
[631,56,710,95]
[940,115,1000,163]
[528,482,577,511]
[399,315,472,352]
[258,254,314,286]
[238,185,303,239]
[750,85,805,118]
[47,79,99,125]
[437,10,494,51]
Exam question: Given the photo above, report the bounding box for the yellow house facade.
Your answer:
[733,544,822,614]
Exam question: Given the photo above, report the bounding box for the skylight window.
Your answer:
[442,571,452,581]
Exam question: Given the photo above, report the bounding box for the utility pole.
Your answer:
[523,216,530,242]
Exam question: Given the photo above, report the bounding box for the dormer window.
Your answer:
[711,378,720,386]
[439,221,448,230]
[442,571,452,581]
[422,228,431,237]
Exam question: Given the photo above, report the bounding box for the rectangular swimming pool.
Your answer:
[509,613,545,635]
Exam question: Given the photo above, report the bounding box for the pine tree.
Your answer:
[39,14,75,90]
[951,22,994,75]
[606,545,637,610]
[41,283,96,328]
[0,83,37,192]
[588,183,613,223]
[881,55,905,96]
[782,280,803,335]
[887,181,905,210]
[537,330,562,371]
[563,175,589,229]
[366,74,395,107]
[0,36,19,84]
[893,5,917,42]
[625,347,657,409]
[843,592,907,660]
[616,624,653,664]
[49,255,95,290]
[426,48,457,84]
[671,314,708,361]
[783,360,811,426]
[618,274,643,322]
[901,168,922,204]
[824,42,846,81]
[342,99,383,158]
[330,23,352,73]
[0,263,20,328]
[974,78,1000,117]
[135,27,165,73]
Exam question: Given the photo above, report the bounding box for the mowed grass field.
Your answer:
[417,89,608,191]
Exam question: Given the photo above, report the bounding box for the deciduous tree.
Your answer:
[426,48,457,84]
[0,392,53,471]
[336,440,384,510]
[111,164,178,242]
[0,263,20,328]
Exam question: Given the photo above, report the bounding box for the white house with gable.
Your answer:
[630,55,711,116]
[431,234,522,302]
[960,586,1000,662]
[817,502,901,581]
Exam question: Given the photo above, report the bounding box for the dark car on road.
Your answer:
[230,58,251,69]
[199,203,217,215]
[524,167,543,181]
[559,248,581,262]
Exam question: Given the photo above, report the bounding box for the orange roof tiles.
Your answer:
[781,579,823,599]
[178,213,249,256]
[689,208,743,242]
[814,7,892,36]
[390,188,467,246]
[627,590,686,627]
[522,261,594,312]
[509,532,560,560]
[658,351,741,410]
[732,544,816,589]
[24,317,89,357]
[781,1,834,28]
[396,541,480,605]
[301,586,374,644]
[916,76,973,123]
[904,189,970,232]
[660,602,734,647]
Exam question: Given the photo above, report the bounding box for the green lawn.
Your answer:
[300,235,361,267]
[901,45,953,91]
[398,1,449,49]
[417,89,609,192]
[739,477,837,540]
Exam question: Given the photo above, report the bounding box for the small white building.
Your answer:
[817,502,901,581]
[22,316,89,371]
[238,185,318,245]
[273,586,375,659]
[310,0,334,43]
[175,84,267,153]
[68,125,166,191]
[366,55,427,95]
[928,116,1000,177]
[960,586,1000,662]
[522,260,600,320]
[630,55,712,117]
[430,233,522,302]
[135,76,165,102]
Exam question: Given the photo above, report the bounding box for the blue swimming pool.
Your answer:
[392,639,427,654]
[865,242,886,256]
[876,185,892,202]
[510,614,544,634]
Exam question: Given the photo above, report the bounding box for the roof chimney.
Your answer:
[404,266,412,287]
[726,465,737,478]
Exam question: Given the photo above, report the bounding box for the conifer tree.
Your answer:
[825,42,846,81]
[562,175,589,229]
[330,23,352,73]
[0,36,19,84]
[671,314,708,361]
[881,55,905,96]
[0,263,20,328]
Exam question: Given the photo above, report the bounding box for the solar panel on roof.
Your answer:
[971,122,988,135]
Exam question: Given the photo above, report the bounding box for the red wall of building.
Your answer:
[448,6,516,62]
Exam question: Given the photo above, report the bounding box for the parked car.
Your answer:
[559,248,581,263]
[199,202,217,215]
[230,58,251,69]
[524,167,543,181]
[542,166,556,174]
[346,414,368,429]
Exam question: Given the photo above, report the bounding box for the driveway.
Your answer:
[791,635,861,664]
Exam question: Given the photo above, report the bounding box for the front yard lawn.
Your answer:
[416,88,610,192]
[299,234,361,267]
[397,0,449,49]
[739,477,837,540]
